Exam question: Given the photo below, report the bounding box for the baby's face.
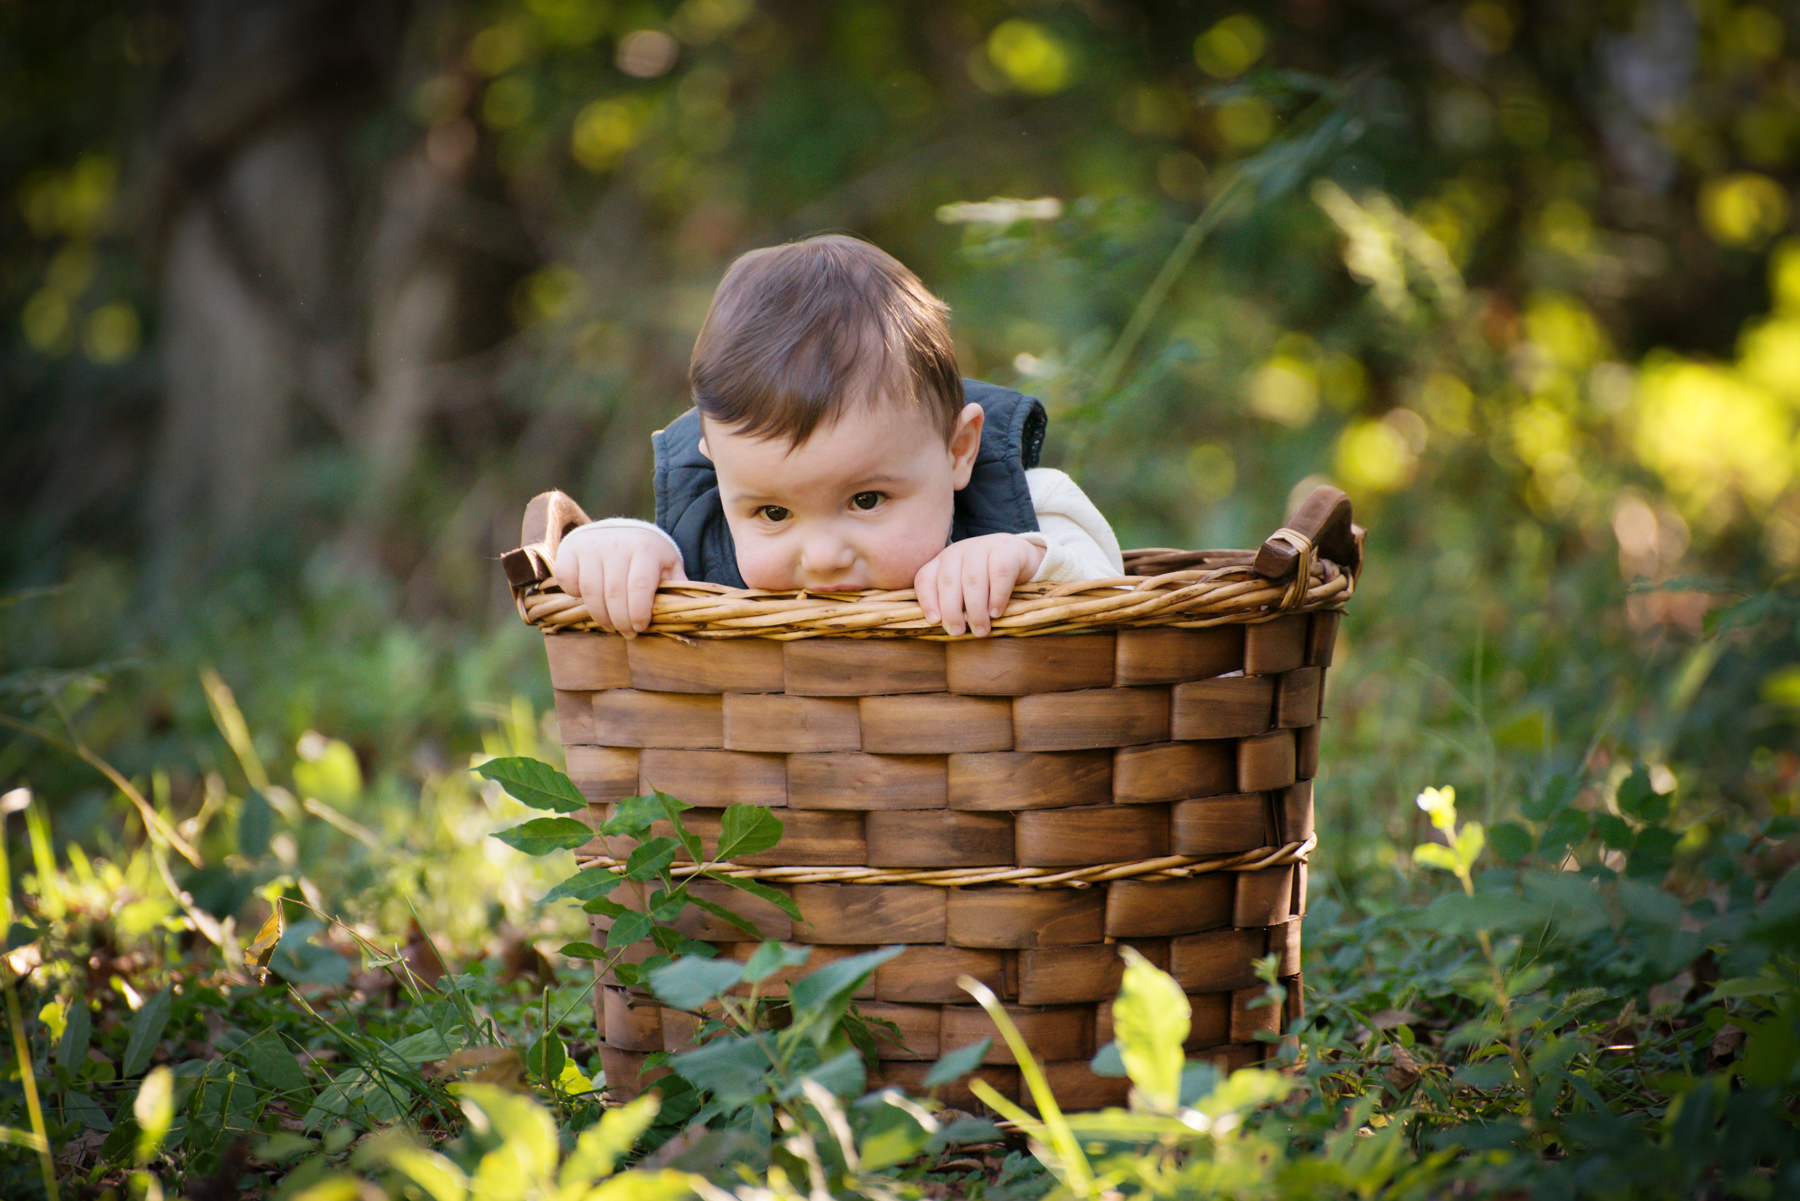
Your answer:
[702,400,983,591]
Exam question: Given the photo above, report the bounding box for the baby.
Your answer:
[554,234,1122,637]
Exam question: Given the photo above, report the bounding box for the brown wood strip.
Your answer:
[1230,987,1283,1042]
[636,748,785,808]
[1307,610,1340,667]
[598,1045,665,1095]
[723,694,860,753]
[590,690,723,748]
[947,750,1112,811]
[1277,780,1313,842]
[1232,865,1295,928]
[665,878,794,942]
[1293,861,1308,918]
[545,632,629,691]
[1015,804,1169,867]
[1285,971,1305,1026]
[784,639,948,696]
[1104,875,1235,938]
[1170,675,1274,740]
[1274,918,1302,977]
[945,887,1105,949]
[1296,722,1321,780]
[786,753,946,810]
[859,694,1012,753]
[601,986,663,1051]
[566,745,639,804]
[1204,1043,1263,1073]
[1170,793,1274,856]
[1244,614,1309,675]
[1038,1060,1131,1110]
[865,810,1014,867]
[672,808,865,866]
[790,883,946,944]
[1277,666,1324,729]
[1017,944,1126,1005]
[1013,687,1170,752]
[1114,626,1244,686]
[1237,729,1297,792]
[660,1009,700,1052]
[873,946,1009,1004]
[1113,740,1235,804]
[554,690,598,745]
[856,1001,944,1060]
[628,635,784,694]
[946,633,1117,695]
[1170,928,1266,992]
[940,1003,1093,1064]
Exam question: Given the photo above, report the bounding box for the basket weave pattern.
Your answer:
[547,612,1334,1107]
[507,485,1359,1107]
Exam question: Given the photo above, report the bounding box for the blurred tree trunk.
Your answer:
[141,0,516,608]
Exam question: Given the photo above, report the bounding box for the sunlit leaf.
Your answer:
[1112,947,1188,1112]
[122,986,172,1079]
[474,756,587,813]
[492,817,593,856]
[715,804,783,862]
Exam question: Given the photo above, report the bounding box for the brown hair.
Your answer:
[689,234,963,446]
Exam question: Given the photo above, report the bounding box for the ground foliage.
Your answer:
[5,0,1800,1197]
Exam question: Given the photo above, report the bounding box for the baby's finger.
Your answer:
[989,555,1018,622]
[601,564,638,639]
[626,551,664,632]
[960,555,992,636]
[914,559,943,628]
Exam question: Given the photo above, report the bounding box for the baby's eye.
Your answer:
[756,505,791,523]
[851,491,884,511]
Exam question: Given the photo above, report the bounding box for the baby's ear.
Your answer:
[949,402,984,489]
[697,436,710,460]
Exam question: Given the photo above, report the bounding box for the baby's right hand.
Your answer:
[552,525,687,637]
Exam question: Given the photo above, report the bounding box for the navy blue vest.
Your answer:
[653,381,1048,588]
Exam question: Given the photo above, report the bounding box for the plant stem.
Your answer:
[4,977,61,1201]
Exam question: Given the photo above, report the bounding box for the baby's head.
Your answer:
[689,235,984,591]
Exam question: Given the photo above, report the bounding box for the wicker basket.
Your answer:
[503,486,1362,1109]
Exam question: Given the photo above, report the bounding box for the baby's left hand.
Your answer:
[914,533,1047,637]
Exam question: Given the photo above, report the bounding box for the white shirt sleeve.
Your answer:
[1019,468,1125,583]
[565,518,684,564]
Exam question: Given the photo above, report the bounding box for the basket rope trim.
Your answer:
[517,559,1351,640]
[575,834,1314,889]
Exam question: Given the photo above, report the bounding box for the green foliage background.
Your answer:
[3,0,1800,1195]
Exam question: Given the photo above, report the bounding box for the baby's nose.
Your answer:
[799,533,855,575]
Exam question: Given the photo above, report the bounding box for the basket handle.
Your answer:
[1254,484,1363,580]
[501,490,593,589]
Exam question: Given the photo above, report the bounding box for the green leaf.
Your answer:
[1594,813,1634,850]
[606,911,654,951]
[1628,827,1680,879]
[1488,821,1533,862]
[648,956,744,1011]
[1412,842,1462,875]
[777,1047,863,1101]
[858,1100,932,1171]
[123,986,173,1079]
[670,1033,778,1108]
[237,1029,313,1105]
[652,792,704,863]
[475,756,588,813]
[713,873,803,921]
[1539,807,1591,852]
[57,996,92,1073]
[1113,947,1188,1112]
[742,941,810,984]
[493,816,594,856]
[789,946,907,1047]
[624,836,681,881]
[924,1039,991,1088]
[559,941,607,960]
[715,804,784,862]
[544,866,623,905]
[132,1066,174,1166]
[603,793,677,837]
[528,1031,567,1085]
[583,896,629,919]
[1616,764,1670,823]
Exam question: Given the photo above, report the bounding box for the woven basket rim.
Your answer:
[516,550,1353,640]
[505,486,1362,639]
